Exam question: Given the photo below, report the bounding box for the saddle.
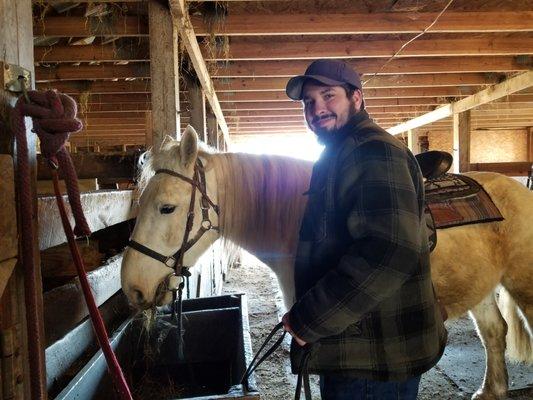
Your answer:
[415,150,453,180]
[414,151,504,251]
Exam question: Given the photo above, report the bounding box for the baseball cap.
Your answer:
[286,59,363,101]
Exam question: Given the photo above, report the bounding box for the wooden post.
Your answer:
[144,110,153,148]
[186,77,207,142]
[407,129,421,154]
[526,126,533,161]
[206,109,218,149]
[453,110,471,173]
[149,1,180,150]
[0,0,45,398]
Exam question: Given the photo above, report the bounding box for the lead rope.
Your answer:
[240,323,313,400]
[11,86,132,400]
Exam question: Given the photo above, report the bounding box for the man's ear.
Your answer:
[179,125,199,169]
[352,89,364,111]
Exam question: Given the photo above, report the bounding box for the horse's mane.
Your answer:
[210,152,312,261]
[138,139,313,262]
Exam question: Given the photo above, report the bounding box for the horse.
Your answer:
[121,126,533,400]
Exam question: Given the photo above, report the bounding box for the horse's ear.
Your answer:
[179,125,198,169]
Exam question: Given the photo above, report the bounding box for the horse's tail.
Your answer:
[498,287,533,364]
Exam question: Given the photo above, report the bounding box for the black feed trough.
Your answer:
[55,294,260,399]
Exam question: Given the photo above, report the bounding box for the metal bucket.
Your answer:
[54,294,260,399]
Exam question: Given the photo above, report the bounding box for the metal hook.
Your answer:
[17,76,30,104]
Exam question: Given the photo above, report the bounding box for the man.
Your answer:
[281,59,447,400]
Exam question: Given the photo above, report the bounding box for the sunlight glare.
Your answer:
[229,132,323,161]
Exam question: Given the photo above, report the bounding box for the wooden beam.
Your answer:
[149,1,180,148]
[407,129,422,155]
[72,93,151,104]
[169,0,229,143]
[34,42,149,63]
[37,79,151,94]
[79,102,150,112]
[219,87,475,101]
[453,110,471,173]
[191,12,533,36]
[145,111,153,148]
[83,118,146,125]
[34,16,147,37]
[206,111,218,148]
[221,100,439,111]
[388,71,533,134]
[37,153,136,181]
[35,63,150,82]
[205,38,533,61]
[0,156,17,262]
[68,136,145,146]
[186,77,207,142]
[214,57,531,78]
[0,0,44,397]
[469,161,533,176]
[527,126,533,161]
[78,111,148,119]
[38,80,478,98]
[213,74,499,92]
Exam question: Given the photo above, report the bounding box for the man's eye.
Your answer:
[160,205,176,214]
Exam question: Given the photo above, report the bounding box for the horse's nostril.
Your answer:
[132,288,145,305]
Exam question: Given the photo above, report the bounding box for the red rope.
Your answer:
[12,89,132,400]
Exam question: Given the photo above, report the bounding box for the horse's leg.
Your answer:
[267,258,296,310]
[498,284,533,365]
[469,292,509,400]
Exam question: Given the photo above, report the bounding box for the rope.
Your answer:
[15,89,90,235]
[11,86,132,399]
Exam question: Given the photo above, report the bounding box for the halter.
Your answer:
[128,157,219,291]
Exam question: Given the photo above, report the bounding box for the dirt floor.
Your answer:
[222,256,533,400]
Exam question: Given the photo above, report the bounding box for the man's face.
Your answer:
[302,82,363,143]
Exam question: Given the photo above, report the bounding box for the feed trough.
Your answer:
[55,294,260,399]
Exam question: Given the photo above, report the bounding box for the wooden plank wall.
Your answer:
[0,0,43,398]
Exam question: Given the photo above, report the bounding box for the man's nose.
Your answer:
[313,99,328,115]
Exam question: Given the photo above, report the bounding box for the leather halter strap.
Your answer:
[128,158,219,279]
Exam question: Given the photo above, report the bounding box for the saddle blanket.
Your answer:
[424,173,504,229]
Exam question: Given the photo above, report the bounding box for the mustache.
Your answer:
[312,113,336,124]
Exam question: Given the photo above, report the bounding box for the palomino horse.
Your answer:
[121,126,533,400]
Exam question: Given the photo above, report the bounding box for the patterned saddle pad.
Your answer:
[424,173,504,230]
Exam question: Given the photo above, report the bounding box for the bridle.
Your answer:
[128,157,219,282]
[127,157,219,358]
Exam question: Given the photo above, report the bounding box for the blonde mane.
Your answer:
[138,141,313,261]
[211,153,312,261]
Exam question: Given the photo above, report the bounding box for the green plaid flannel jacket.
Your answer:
[289,110,447,381]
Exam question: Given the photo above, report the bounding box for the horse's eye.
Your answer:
[160,205,176,214]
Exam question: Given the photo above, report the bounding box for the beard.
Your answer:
[310,99,359,145]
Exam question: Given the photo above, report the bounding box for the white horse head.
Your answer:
[121,126,220,309]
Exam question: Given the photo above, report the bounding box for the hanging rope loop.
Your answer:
[13,88,90,236]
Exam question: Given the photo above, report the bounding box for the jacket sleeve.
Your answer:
[289,139,425,343]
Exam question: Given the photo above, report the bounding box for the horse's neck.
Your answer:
[212,153,312,263]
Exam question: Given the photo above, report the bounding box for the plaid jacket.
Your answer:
[289,111,447,381]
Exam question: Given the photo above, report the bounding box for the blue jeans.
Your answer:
[319,374,421,400]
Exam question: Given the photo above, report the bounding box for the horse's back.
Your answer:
[430,171,533,317]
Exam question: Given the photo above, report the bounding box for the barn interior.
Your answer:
[0,0,532,399]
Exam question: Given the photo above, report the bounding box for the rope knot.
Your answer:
[20,90,82,158]
[14,90,90,237]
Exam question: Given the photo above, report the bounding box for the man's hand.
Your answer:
[282,312,307,346]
